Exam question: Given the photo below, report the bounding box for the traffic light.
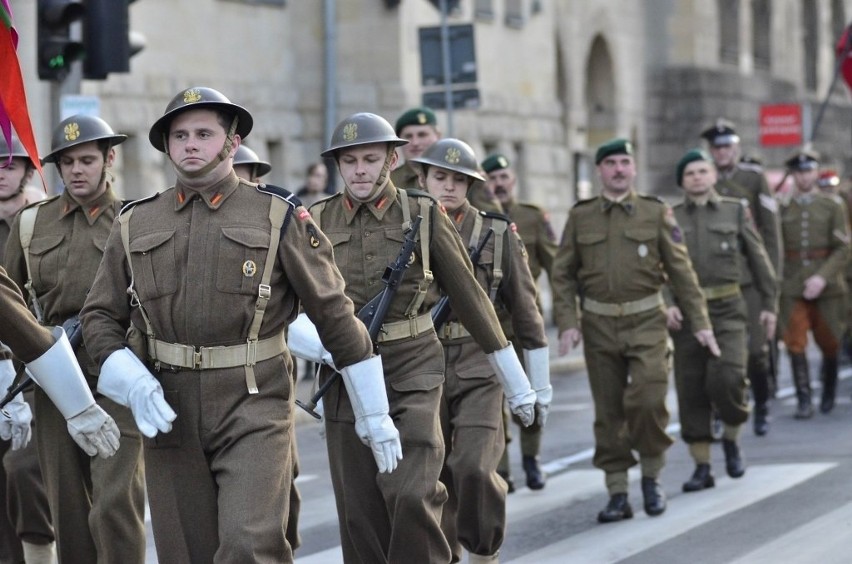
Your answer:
[37,0,85,81]
[83,0,145,80]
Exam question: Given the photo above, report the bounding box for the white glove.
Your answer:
[287,313,335,368]
[488,344,537,427]
[26,327,120,458]
[98,348,176,438]
[340,356,402,473]
[0,359,32,450]
[524,347,553,427]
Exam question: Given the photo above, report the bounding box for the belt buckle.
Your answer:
[192,347,203,369]
[615,303,624,316]
[246,339,258,366]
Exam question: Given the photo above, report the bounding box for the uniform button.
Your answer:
[364,231,371,237]
[366,254,374,260]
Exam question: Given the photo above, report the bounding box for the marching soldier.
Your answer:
[552,138,717,522]
[777,149,850,418]
[0,135,54,564]
[4,115,147,563]
[701,119,782,435]
[232,143,272,183]
[482,152,557,491]
[80,87,393,562]
[292,112,535,563]
[667,149,776,492]
[411,138,551,563]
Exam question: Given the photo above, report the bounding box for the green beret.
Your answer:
[594,138,633,165]
[481,153,510,174]
[394,107,437,135]
[676,148,713,186]
[784,148,820,171]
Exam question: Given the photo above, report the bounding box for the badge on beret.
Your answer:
[242,260,257,277]
[638,244,648,257]
[417,112,428,125]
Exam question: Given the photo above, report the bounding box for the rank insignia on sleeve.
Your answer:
[307,224,321,248]
[242,260,257,277]
[510,222,518,233]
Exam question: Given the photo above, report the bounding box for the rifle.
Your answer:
[0,315,83,411]
[297,215,424,419]
[431,227,495,333]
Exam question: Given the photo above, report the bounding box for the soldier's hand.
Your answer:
[803,275,827,300]
[558,329,582,356]
[665,306,683,331]
[694,329,721,357]
[759,310,777,340]
[66,404,121,458]
[0,360,32,450]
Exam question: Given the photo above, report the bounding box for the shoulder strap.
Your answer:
[18,202,48,323]
[398,188,434,317]
[118,207,158,352]
[488,217,508,301]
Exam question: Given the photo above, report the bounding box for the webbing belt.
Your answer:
[148,332,286,370]
[376,312,434,343]
[582,292,664,317]
[701,283,741,301]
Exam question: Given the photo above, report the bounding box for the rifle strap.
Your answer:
[399,189,433,321]
[119,207,157,354]
[18,202,48,323]
[489,219,507,302]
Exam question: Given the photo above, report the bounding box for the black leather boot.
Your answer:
[522,455,546,490]
[597,493,633,523]
[722,439,746,478]
[790,353,813,419]
[753,402,769,436]
[641,477,666,516]
[820,356,838,414]
[682,463,715,492]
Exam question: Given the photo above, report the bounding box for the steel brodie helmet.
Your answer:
[409,138,485,182]
[42,115,127,164]
[321,112,407,158]
[148,86,253,153]
[233,145,271,177]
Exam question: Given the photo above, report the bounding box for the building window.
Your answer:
[475,0,494,21]
[506,0,524,29]
[718,0,740,65]
[803,0,818,91]
[752,0,771,70]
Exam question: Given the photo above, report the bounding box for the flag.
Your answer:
[836,23,852,93]
[0,0,46,187]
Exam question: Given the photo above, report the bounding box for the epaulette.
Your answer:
[479,210,512,223]
[308,191,341,212]
[572,196,598,208]
[256,183,298,209]
[119,192,160,216]
[20,195,57,211]
[737,161,763,174]
[638,193,665,204]
[517,201,545,212]
[717,195,746,208]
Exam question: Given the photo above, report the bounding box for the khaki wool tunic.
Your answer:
[313,182,508,564]
[0,266,52,361]
[81,171,373,563]
[501,200,557,282]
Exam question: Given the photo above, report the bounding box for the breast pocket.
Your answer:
[129,230,177,300]
[324,230,351,269]
[576,231,608,270]
[623,228,659,266]
[708,224,740,278]
[216,227,271,295]
[28,234,66,292]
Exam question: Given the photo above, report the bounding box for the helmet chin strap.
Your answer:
[171,116,239,179]
[346,147,395,204]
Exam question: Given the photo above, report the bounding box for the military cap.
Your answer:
[594,138,633,165]
[394,106,438,135]
[700,118,741,146]
[233,144,271,177]
[481,153,511,174]
[784,148,820,171]
[817,169,840,188]
[676,148,713,186]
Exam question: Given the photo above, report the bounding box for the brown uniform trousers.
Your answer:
[4,189,146,564]
[437,202,547,560]
[552,192,710,486]
[779,193,850,355]
[0,222,53,564]
[313,184,508,564]
[81,173,373,563]
[716,164,782,402]
[670,193,776,442]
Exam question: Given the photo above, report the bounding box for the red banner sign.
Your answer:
[759,104,802,146]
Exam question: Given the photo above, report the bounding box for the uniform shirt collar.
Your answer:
[174,171,240,211]
[450,200,472,229]
[59,184,118,225]
[685,188,720,210]
[342,182,398,224]
[601,190,637,215]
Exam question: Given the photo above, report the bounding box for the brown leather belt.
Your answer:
[785,248,830,261]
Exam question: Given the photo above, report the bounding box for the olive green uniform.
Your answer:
[0,266,53,361]
[716,162,782,405]
[437,201,547,560]
[81,173,374,562]
[552,191,710,490]
[669,192,776,443]
[778,192,850,352]
[312,183,509,564]
[4,189,146,564]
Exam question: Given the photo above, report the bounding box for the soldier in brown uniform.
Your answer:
[0,136,54,564]
[667,149,777,492]
[552,138,717,522]
[701,120,782,435]
[3,115,146,564]
[778,149,850,418]
[297,112,535,563]
[392,106,502,214]
[409,138,550,563]
[80,87,397,562]
[482,152,558,491]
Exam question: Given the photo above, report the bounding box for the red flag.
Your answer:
[0,0,46,189]
[836,24,852,92]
